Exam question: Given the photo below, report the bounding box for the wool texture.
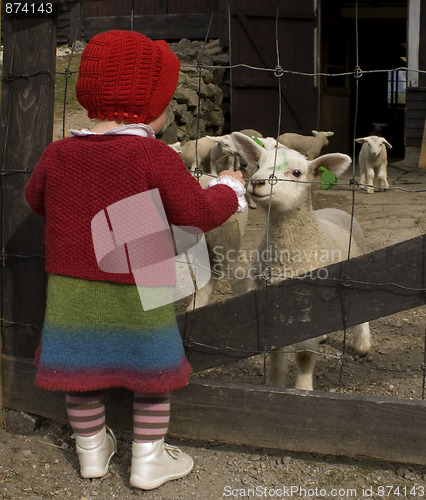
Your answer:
[76,30,180,124]
[25,135,238,285]
[36,275,191,393]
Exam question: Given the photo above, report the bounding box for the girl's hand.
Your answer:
[219,170,245,186]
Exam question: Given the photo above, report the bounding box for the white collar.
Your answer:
[69,123,156,138]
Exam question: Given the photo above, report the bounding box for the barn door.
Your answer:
[229,0,317,137]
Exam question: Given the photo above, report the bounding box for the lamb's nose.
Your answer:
[251,179,266,187]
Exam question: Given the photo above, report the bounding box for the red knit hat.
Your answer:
[76,30,180,124]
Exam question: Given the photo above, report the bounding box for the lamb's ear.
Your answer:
[231,131,265,165]
[355,137,368,144]
[327,131,334,137]
[312,130,318,136]
[206,135,223,143]
[309,153,352,179]
[382,139,392,149]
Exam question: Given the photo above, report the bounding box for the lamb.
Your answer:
[178,136,216,173]
[167,142,182,154]
[187,173,249,309]
[207,134,241,175]
[356,135,392,194]
[278,130,334,160]
[236,136,283,210]
[231,132,371,391]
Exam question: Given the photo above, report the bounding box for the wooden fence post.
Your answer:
[0,7,57,423]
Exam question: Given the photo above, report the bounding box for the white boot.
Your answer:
[75,426,117,478]
[130,439,193,490]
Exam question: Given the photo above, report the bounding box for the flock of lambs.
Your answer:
[170,130,393,392]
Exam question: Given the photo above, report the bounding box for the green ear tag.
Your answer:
[252,137,264,148]
[318,165,338,190]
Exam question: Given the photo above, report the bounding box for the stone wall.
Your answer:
[158,39,230,144]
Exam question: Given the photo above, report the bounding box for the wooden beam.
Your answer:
[178,234,426,372]
[3,357,426,465]
[169,379,426,466]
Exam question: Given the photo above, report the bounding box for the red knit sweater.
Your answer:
[25,135,238,284]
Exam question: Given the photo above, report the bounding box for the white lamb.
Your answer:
[207,134,241,175]
[187,173,249,309]
[179,136,216,173]
[356,135,392,194]
[231,132,371,391]
[278,130,334,160]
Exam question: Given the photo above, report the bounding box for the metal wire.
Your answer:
[0,2,425,398]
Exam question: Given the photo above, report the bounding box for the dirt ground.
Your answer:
[1,89,425,498]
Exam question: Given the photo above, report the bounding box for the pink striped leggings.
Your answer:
[66,391,170,443]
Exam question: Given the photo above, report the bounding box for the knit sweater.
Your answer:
[25,135,239,284]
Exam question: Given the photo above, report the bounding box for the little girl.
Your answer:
[25,30,245,490]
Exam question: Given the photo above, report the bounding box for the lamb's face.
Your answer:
[231,131,352,212]
[216,135,238,156]
[206,135,239,159]
[365,137,384,157]
[248,147,311,212]
[357,135,392,157]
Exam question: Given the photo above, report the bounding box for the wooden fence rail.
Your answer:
[3,358,426,465]
[179,234,426,372]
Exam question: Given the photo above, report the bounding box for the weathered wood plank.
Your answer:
[170,379,426,465]
[3,356,426,465]
[0,11,54,360]
[177,234,426,372]
[0,9,56,424]
[84,13,222,41]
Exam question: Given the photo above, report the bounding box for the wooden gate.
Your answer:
[229,0,317,137]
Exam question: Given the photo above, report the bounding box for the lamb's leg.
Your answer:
[294,338,319,391]
[352,322,371,357]
[187,275,217,310]
[377,162,389,191]
[228,256,251,296]
[246,193,257,209]
[359,161,368,192]
[366,166,375,194]
[266,347,289,387]
[359,166,366,187]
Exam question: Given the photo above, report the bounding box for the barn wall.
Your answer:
[56,0,229,46]
[405,87,426,147]
[404,0,426,151]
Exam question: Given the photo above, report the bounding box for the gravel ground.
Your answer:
[1,418,426,500]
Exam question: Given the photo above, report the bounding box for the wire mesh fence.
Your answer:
[0,0,425,403]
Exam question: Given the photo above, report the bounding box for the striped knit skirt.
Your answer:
[35,274,191,393]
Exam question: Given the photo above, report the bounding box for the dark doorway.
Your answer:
[356,13,407,157]
[320,1,407,158]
